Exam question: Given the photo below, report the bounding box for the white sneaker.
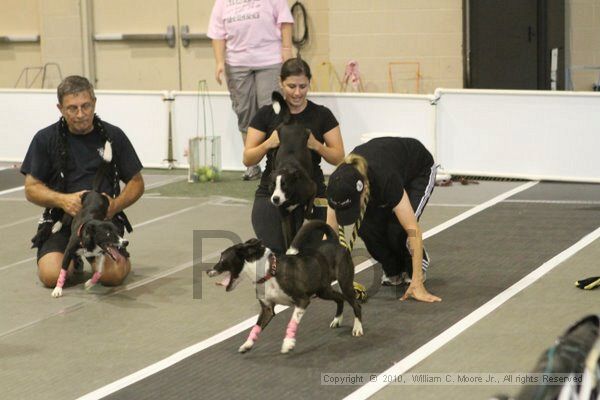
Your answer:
[381,273,403,286]
[401,271,427,284]
[242,165,261,181]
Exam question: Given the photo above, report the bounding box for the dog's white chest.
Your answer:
[244,253,293,306]
[263,279,293,306]
[76,246,102,258]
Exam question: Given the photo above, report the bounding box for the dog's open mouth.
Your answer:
[207,270,240,292]
[104,245,125,263]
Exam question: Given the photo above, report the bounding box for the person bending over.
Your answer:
[326,137,441,302]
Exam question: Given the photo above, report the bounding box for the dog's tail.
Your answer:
[272,91,291,125]
[286,220,337,255]
[93,140,113,192]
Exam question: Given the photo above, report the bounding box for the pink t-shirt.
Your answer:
[207,0,294,67]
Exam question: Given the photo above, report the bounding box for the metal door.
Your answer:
[467,0,539,89]
[92,0,214,90]
[1,0,42,88]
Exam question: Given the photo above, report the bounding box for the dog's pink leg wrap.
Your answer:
[90,271,102,285]
[285,319,299,339]
[248,325,262,342]
[56,269,67,288]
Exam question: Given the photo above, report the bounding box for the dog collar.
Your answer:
[77,222,85,242]
[256,253,277,284]
[77,220,91,246]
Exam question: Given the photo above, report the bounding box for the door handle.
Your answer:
[94,25,176,48]
[180,25,208,47]
[0,34,40,43]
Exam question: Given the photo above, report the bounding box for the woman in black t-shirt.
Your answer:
[326,137,441,303]
[244,58,345,254]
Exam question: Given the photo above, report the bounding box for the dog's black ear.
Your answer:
[81,224,96,250]
[244,238,263,247]
[81,191,90,202]
[291,169,304,182]
[243,238,265,260]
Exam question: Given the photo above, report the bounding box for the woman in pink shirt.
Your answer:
[208,0,294,180]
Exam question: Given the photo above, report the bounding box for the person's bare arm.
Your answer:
[307,126,345,166]
[326,206,339,230]
[392,191,441,303]
[106,173,145,219]
[24,174,85,216]
[280,23,293,61]
[243,127,279,166]
[212,39,226,85]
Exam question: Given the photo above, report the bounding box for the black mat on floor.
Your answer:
[0,168,23,192]
[104,183,600,400]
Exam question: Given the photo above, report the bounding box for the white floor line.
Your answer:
[78,181,540,400]
[0,215,39,230]
[423,181,538,239]
[0,251,221,340]
[504,198,600,205]
[77,314,260,400]
[0,174,185,198]
[344,223,600,400]
[0,186,24,196]
[0,257,36,272]
[0,201,211,273]
[427,202,479,207]
[144,176,187,190]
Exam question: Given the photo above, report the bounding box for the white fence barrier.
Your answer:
[2,88,599,182]
[435,89,600,182]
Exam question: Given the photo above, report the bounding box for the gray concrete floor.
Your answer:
[1,173,598,400]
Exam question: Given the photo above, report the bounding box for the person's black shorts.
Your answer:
[36,217,127,262]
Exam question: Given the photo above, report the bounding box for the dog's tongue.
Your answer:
[216,272,231,288]
[107,247,124,263]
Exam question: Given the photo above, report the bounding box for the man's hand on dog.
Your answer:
[400,282,442,303]
[61,190,88,216]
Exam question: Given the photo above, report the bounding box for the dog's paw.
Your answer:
[84,279,96,291]
[51,287,63,298]
[281,338,296,354]
[238,340,254,353]
[352,318,364,337]
[330,315,343,329]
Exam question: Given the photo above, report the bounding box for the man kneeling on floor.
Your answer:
[20,75,144,290]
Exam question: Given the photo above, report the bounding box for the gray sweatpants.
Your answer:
[225,63,281,133]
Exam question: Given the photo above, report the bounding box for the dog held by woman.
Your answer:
[50,141,129,297]
[268,91,317,249]
[207,220,363,354]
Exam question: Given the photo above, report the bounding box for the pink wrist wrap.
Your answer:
[90,271,102,284]
[285,319,299,339]
[248,325,262,342]
[56,269,67,288]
